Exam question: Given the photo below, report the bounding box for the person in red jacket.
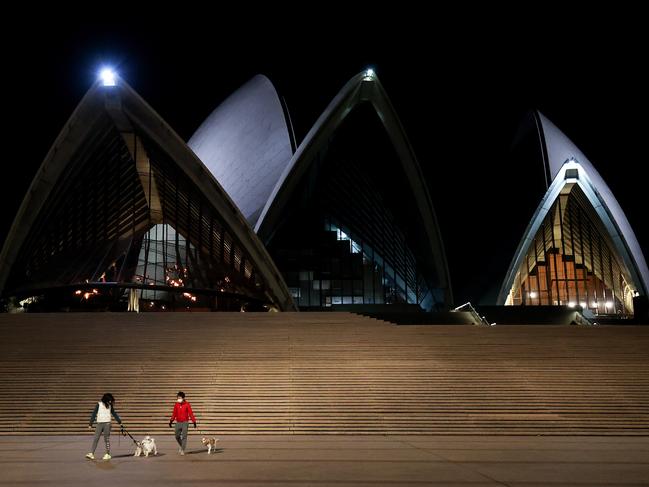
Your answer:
[169,391,196,454]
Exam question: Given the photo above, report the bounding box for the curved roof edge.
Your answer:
[0,77,296,311]
[0,84,105,295]
[188,75,294,228]
[497,114,649,303]
[254,71,452,307]
[536,112,648,294]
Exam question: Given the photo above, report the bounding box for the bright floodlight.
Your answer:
[100,68,116,87]
[364,68,375,79]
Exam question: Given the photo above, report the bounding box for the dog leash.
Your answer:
[119,424,140,447]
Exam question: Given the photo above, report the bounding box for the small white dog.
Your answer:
[134,436,157,457]
[201,436,219,454]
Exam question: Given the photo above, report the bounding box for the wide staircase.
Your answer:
[1,312,648,435]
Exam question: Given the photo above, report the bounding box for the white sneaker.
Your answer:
[180,450,185,455]
[102,453,111,460]
[85,453,95,460]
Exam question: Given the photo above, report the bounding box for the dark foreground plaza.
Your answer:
[1,313,649,485]
[2,435,649,486]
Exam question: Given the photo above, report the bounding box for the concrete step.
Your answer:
[1,312,648,434]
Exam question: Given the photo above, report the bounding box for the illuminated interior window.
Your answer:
[505,183,635,316]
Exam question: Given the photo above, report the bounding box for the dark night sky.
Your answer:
[2,15,647,305]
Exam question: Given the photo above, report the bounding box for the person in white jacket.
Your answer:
[86,393,122,460]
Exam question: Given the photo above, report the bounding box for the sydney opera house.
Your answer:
[498,112,649,318]
[0,69,450,313]
[0,69,646,318]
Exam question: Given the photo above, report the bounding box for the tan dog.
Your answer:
[201,436,219,454]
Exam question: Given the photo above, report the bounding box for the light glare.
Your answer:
[100,68,116,87]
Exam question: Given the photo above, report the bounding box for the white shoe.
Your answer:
[85,453,95,460]
[180,450,185,455]
[102,453,111,460]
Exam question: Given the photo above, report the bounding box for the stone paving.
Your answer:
[1,435,648,486]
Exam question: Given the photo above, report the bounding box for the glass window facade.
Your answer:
[266,103,441,311]
[275,214,428,309]
[505,183,635,315]
[5,120,270,311]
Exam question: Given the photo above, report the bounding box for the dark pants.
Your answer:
[91,422,111,454]
[174,421,189,451]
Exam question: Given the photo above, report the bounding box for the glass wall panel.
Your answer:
[506,184,635,316]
